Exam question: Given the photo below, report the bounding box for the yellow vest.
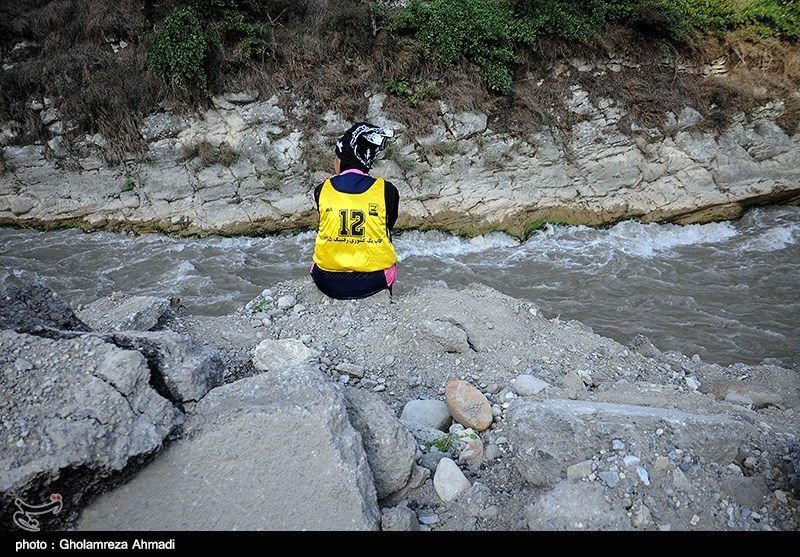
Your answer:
[313,177,397,272]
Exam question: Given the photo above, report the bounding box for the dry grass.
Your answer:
[179,139,240,167]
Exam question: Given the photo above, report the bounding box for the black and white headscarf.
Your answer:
[335,122,394,171]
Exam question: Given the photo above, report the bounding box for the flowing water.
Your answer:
[1,206,798,365]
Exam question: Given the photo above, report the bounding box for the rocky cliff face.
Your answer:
[1,60,799,238]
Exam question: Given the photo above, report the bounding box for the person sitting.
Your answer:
[310,122,399,300]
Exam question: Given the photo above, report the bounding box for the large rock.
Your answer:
[433,458,471,502]
[445,379,493,431]
[77,295,176,332]
[0,330,181,525]
[102,331,223,404]
[77,366,381,530]
[507,399,755,487]
[252,338,319,372]
[0,274,90,336]
[420,320,471,353]
[699,379,787,409]
[400,399,452,431]
[343,388,416,499]
[525,481,632,530]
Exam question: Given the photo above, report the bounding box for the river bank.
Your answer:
[1,273,797,530]
[2,73,799,239]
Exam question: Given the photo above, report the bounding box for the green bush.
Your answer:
[394,0,799,94]
[395,0,536,93]
[148,6,208,90]
[740,0,800,40]
[148,0,269,91]
[385,79,441,106]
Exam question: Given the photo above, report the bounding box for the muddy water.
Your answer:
[1,206,798,365]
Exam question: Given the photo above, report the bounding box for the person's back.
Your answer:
[310,123,399,300]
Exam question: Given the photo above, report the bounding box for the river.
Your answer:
[1,206,798,366]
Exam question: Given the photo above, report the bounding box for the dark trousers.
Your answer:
[310,264,392,300]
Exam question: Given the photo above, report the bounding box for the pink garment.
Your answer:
[384,264,397,287]
[336,168,368,177]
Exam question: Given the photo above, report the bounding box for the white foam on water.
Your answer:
[520,219,739,260]
[394,230,519,261]
[738,224,798,253]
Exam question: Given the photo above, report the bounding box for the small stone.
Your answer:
[433,458,471,502]
[334,362,365,378]
[560,370,585,390]
[381,502,419,532]
[418,514,439,525]
[513,374,550,396]
[14,358,33,371]
[685,377,701,391]
[774,490,788,504]
[673,467,691,492]
[484,444,501,461]
[690,514,700,526]
[599,471,620,488]
[567,460,593,480]
[654,456,671,472]
[623,455,641,467]
[419,451,448,473]
[277,295,296,310]
[612,439,625,451]
[400,399,451,431]
[372,384,386,392]
[636,465,650,486]
[727,464,743,475]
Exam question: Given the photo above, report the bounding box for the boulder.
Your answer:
[342,388,416,499]
[77,295,176,332]
[507,399,755,487]
[252,338,319,372]
[102,331,223,404]
[445,379,492,431]
[525,481,632,530]
[0,330,181,525]
[77,366,380,530]
[400,399,451,431]
[0,274,89,337]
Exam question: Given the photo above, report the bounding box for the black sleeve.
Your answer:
[384,180,399,232]
[313,182,323,209]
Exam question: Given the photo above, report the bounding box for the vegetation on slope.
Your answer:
[0,0,798,162]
